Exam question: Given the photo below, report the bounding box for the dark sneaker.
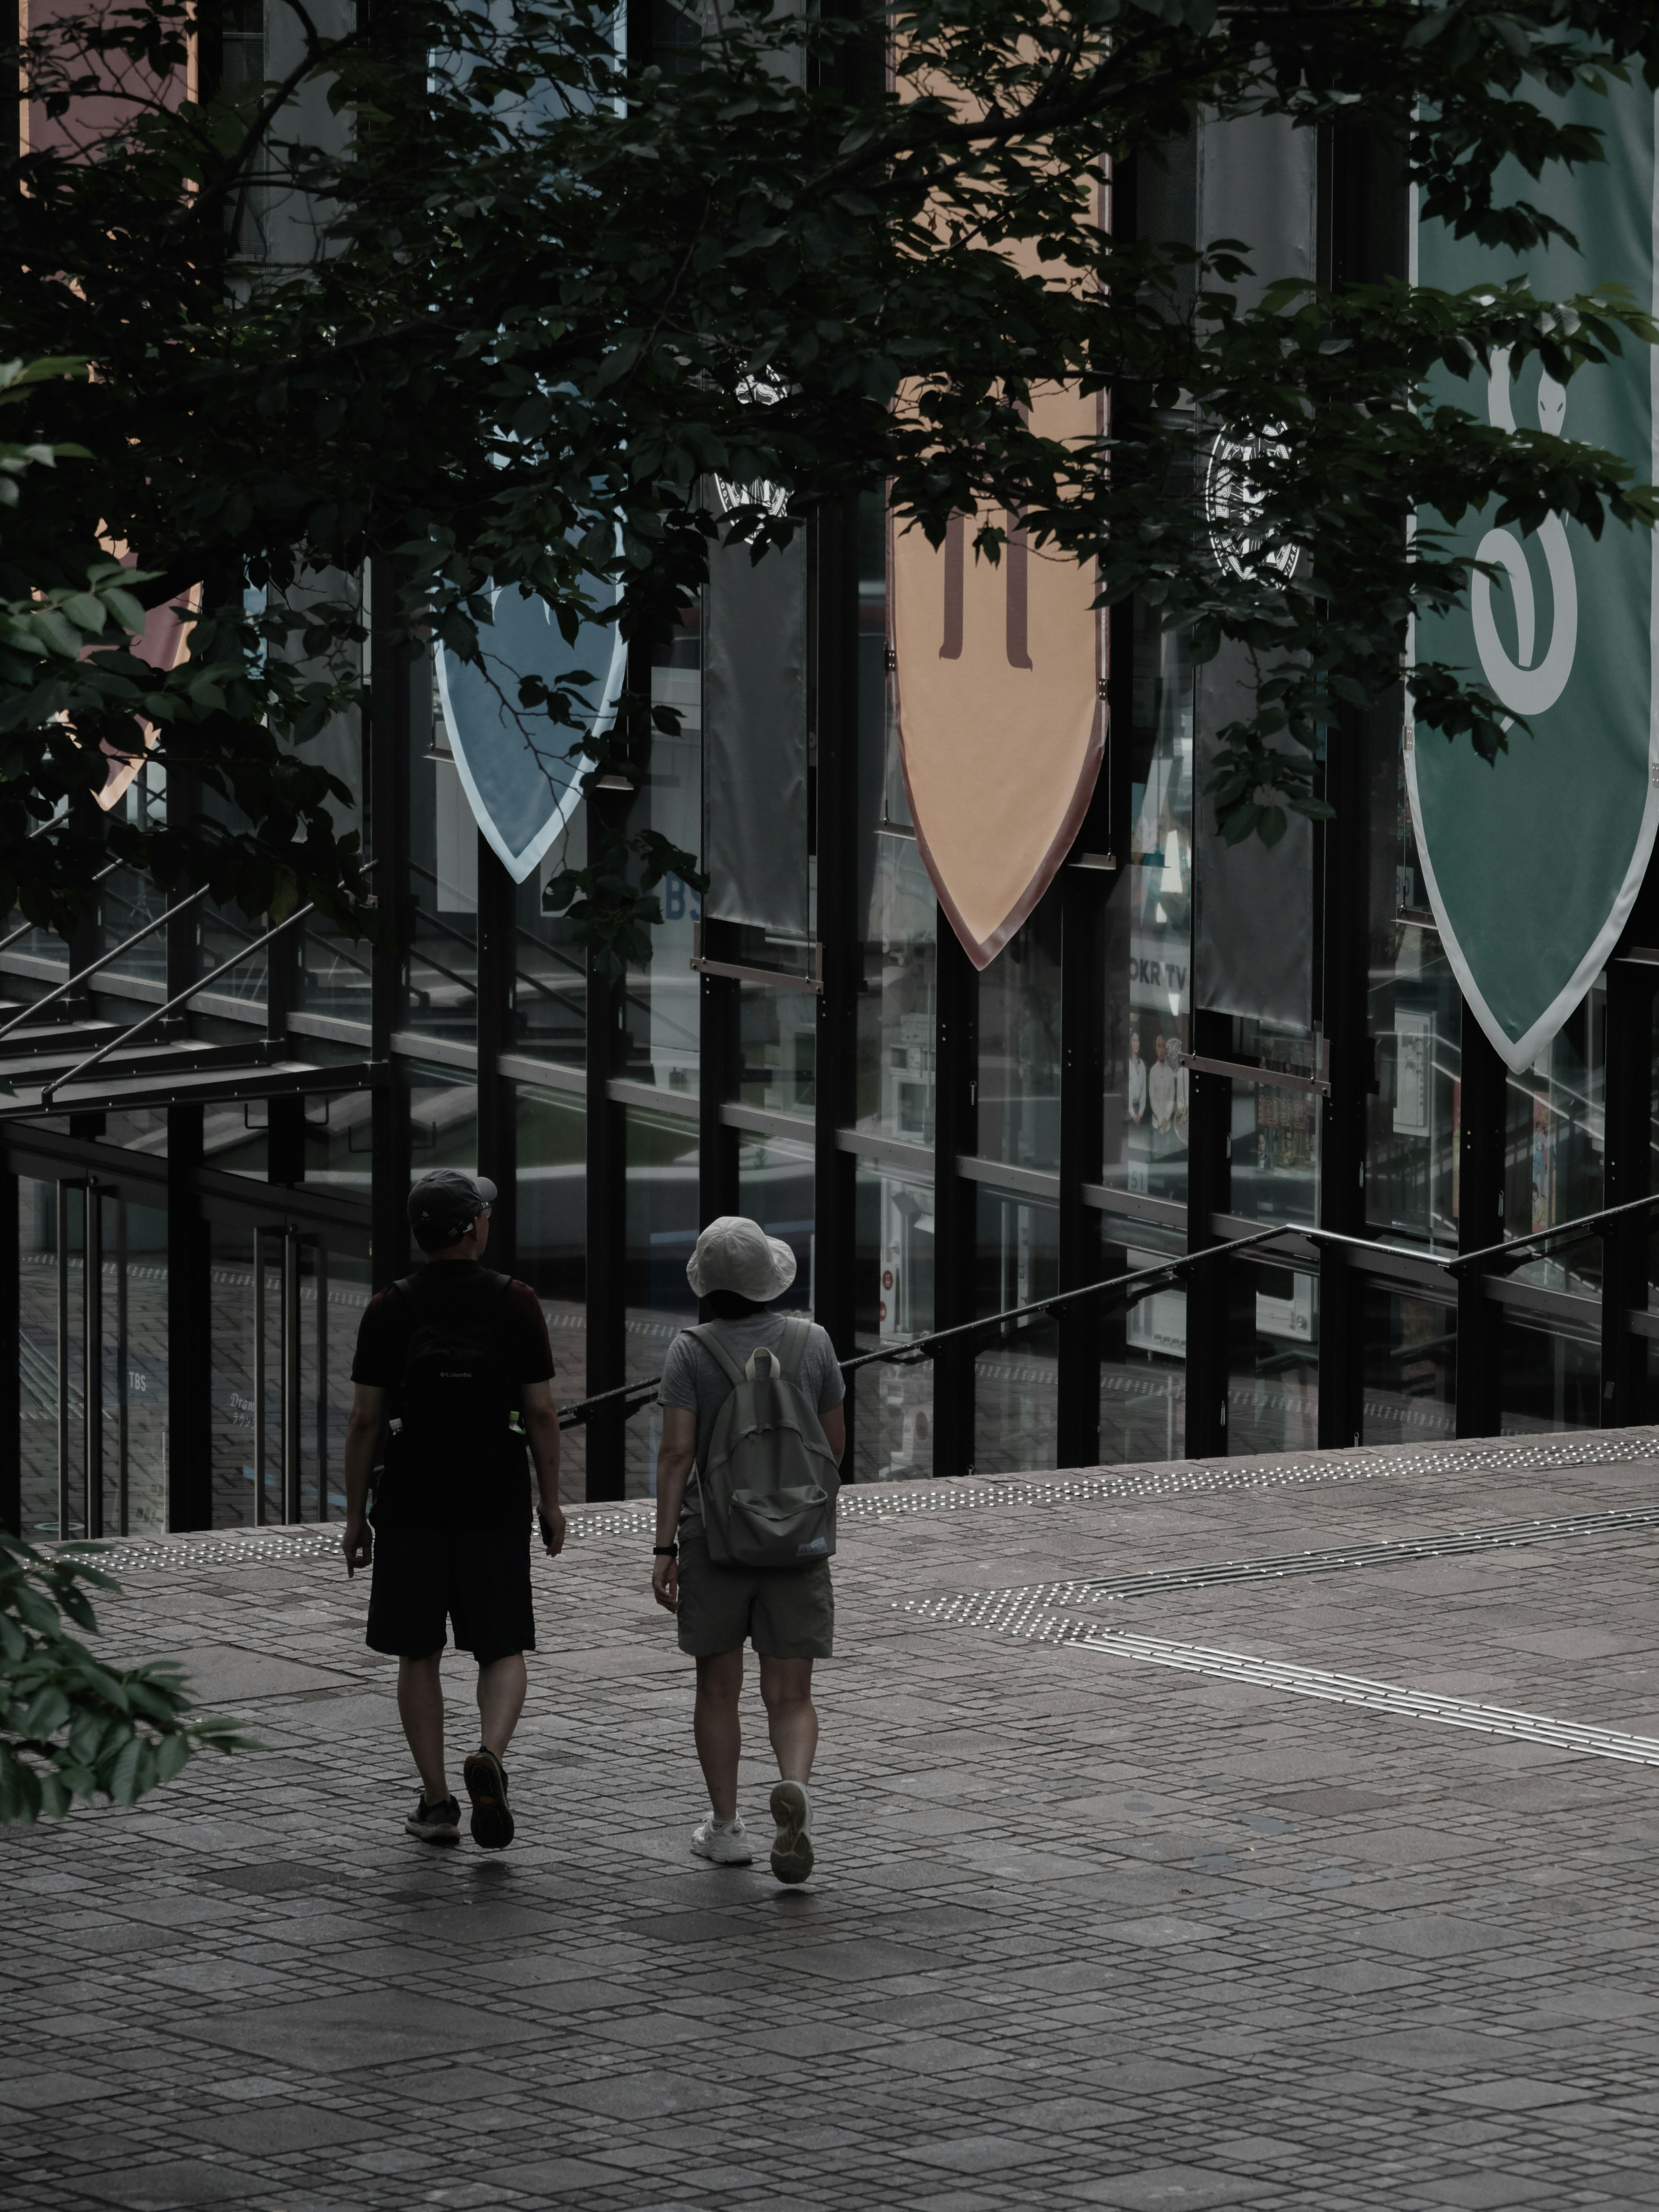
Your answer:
[406,1795,461,1845]
[463,1748,515,1850]
[769,1780,814,1885]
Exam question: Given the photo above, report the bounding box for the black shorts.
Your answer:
[365,1519,534,1666]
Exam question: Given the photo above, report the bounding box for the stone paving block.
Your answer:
[1441,2077,1596,2111]
[175,1990,544,2069]
[76,2160,270,2208]
[0,2070,112,2108]
[1411,2177,1558,2208]
[1066,2164,1275,2207]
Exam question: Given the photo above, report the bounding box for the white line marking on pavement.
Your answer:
[1069,1629,1659,1767]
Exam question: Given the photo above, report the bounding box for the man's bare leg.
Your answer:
[693,1649,744,1821]
[476,1652,528,1758]
[397,1651,449,1803]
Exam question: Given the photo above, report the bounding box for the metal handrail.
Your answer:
[0,883,209,1043]
[39,903,317,1104]
[39,862,379,1105]
[551,1189,1659,1433]
[554,1227,1287,1430]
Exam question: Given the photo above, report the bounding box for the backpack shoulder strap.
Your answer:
[686,1322,746,1389]
[775,1316,812,1381]
[489,1272,513,1301]
[393,1274,421,1303]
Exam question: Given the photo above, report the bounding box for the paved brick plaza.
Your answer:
[9,1429,1659,2210]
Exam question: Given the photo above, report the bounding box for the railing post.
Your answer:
[1455,1019,1508,1438]
[1601,960,1654,1425]
[932,915,979,1475]
[1184,1006,1233,1456]
[813,501,861,1467]
[477,837,515,1278]
[1317,705,1374,1448]
[1057,864,1105,1467]
[584,787,633,1502]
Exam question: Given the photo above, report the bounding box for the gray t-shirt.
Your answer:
[658,1314,845,1529]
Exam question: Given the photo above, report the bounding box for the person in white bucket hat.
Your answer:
[652,1215,846,1883]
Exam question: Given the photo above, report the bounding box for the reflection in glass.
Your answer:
[620,607,703,1093]
[1361,1287,1456,1446]
[739,967,817,1121]
[973,1188,1058,1474]
[737,1131,814,1308]
[1101,1220,1187,1465]
[978,898,1062,1173]
[1229,1259,1318,1454]
[1229,1023,1320,1228]
[406,699,479,1049]
[515,1085,587,1502]
[1504,985,1605,1296]
[852,1162,934,1482]
[121,1201,169,1533]
[624,1105,699,1495]
[1106,609,1193,1205]
[408,1064,479,1181]
[18,1177,59,1536]
[1368,918,1462,1252]
[210,1219,257,1528]
[514,805,588,1068]
[1499,1315,1599,1433]
[858,833,936,1141]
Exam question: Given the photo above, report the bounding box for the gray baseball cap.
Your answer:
[408,1168,497,1250]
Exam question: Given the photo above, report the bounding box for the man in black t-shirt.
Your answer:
[342,1168,566,1852]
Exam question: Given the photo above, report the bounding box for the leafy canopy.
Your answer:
[5,0,1658,939]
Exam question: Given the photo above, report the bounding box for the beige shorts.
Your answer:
[676,1527,834,1660]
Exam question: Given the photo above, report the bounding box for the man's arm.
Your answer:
[821,1403,846,1466]
[652,1405,696,1615]
[520,1379,566,1556]
[341,1383,385,1576]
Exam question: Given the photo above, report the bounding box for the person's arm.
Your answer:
[341,1383,385,1577]
[652,1405,696,1615]
[821,1403,846,1466]
[520,1379,566,1556]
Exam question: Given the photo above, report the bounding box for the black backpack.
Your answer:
[388,1271,517,1452]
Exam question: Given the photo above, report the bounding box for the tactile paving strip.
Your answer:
[1065,1631,1659,1769]
[899,1494,1659,1768]
[80,1426,1659,1570]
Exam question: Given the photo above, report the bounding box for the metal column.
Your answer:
[814,500,861,1461]
[1056,866,1106,1468]
[1601,960,1655,1424]
[931,916,979,1476]
[1455,1021,1509,1438]
[1184,1008,1233,1456]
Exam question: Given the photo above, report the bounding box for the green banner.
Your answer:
[1410,80,1658,1072]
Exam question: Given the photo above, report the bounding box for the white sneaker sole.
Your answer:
[769,1781,814,1884]
[691,1834,753,1866]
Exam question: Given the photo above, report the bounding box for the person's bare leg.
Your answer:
[476,1653,528,1758]
[758,1656,817,1784]
[693,1649,744,1820]
[397,1651,449,1802]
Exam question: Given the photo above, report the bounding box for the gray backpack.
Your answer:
[688,1319,840,1568]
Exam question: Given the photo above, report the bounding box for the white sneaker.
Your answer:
[691,1815,754,1866]
[769,1780,814,1885]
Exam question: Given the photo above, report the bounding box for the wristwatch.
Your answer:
[653,1544,678,1558]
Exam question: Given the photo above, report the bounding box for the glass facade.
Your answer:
[3,470,1657,1536]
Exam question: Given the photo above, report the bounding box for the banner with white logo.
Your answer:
[435,577,626,884]
[1409,81,1658,1071]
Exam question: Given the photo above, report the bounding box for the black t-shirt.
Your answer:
[351,1262,556,1530]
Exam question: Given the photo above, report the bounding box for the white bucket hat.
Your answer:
[686,1214,797,1302]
